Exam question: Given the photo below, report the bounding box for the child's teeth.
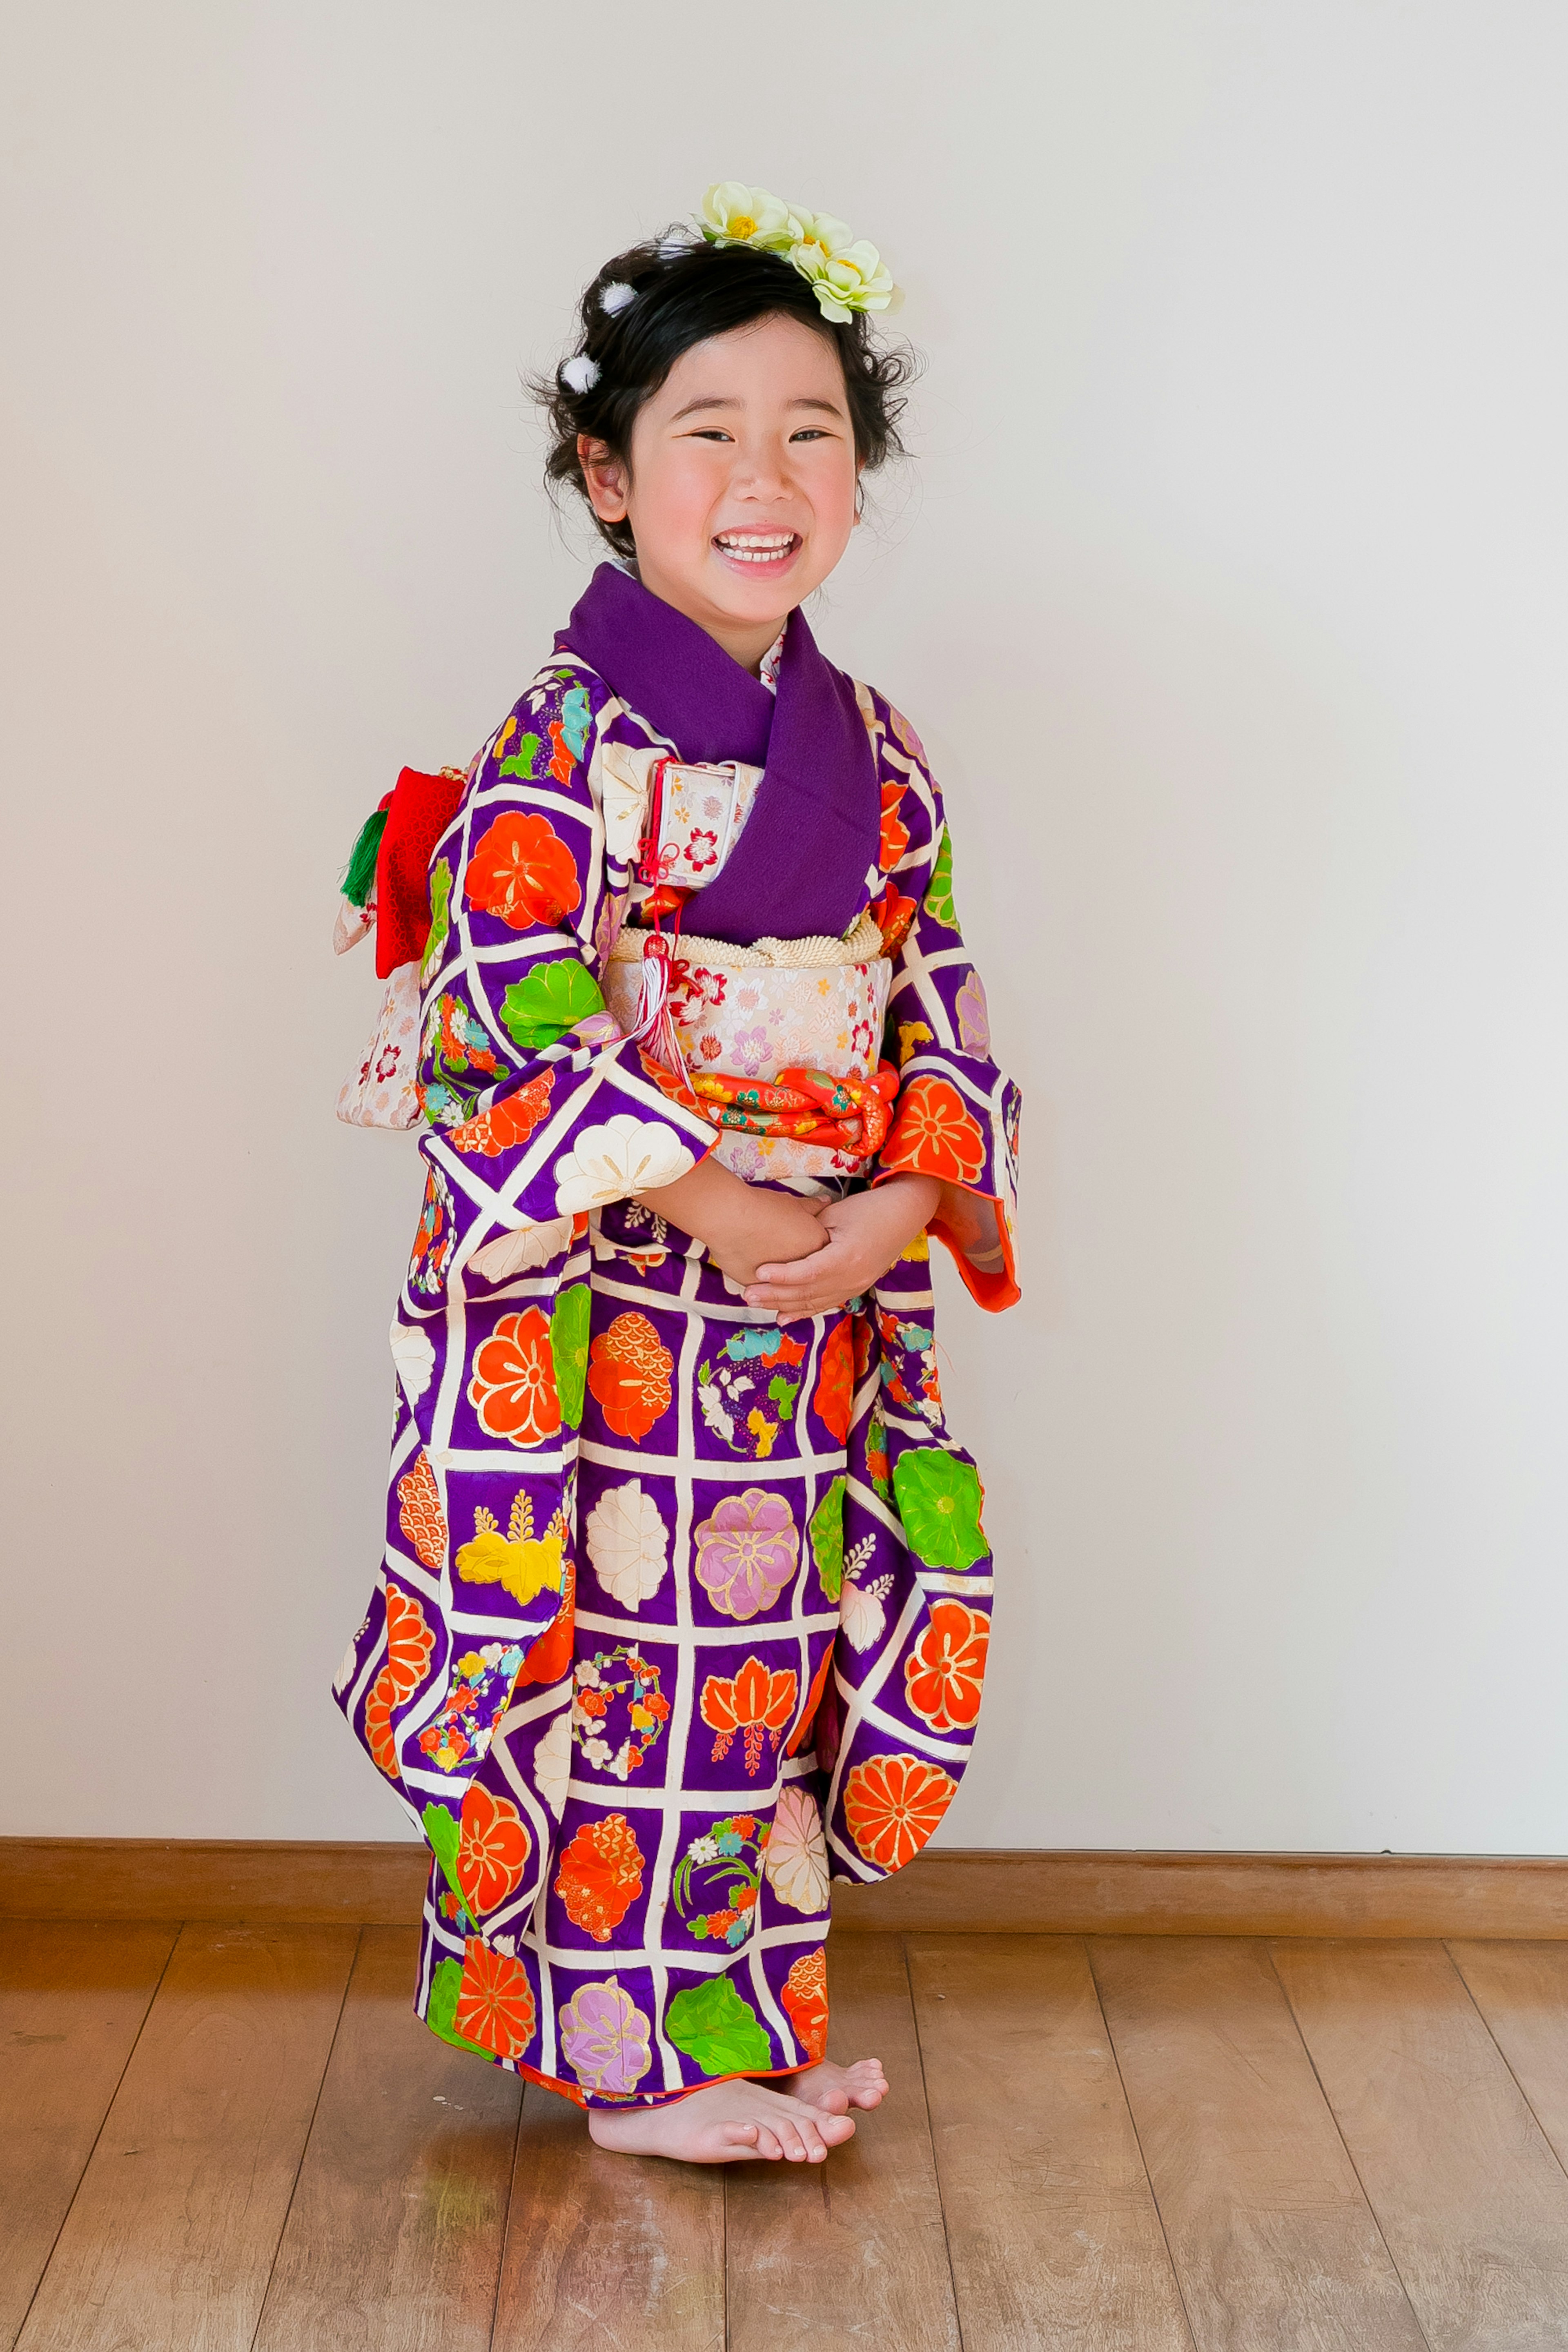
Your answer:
[717,535,795,563]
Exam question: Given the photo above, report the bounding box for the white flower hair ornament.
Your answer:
[699,181,898,323]
[561,353,601,393]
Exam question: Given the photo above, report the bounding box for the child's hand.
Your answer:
[634,1155,829,1287]
[743,1175,942,1322]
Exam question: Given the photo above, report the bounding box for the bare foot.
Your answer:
[587,2077,859,2165]
[787,2058,889,2115]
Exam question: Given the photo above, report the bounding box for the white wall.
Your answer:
[5,0,1566,1849]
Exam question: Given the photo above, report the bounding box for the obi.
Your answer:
[602,911,896,1184]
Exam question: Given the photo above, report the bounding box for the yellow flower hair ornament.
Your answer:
[698,182,898,323]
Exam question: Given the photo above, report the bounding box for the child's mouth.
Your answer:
[712,531,801,573]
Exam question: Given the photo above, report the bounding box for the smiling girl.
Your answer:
[334,184,1021,2166]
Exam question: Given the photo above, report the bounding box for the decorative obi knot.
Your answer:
[679,1064,899,1154]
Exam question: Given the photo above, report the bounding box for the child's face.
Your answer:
[579,312,861,662]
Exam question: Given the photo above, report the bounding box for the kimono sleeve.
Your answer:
[405,666,714,1301]
[868,727,1021,1312]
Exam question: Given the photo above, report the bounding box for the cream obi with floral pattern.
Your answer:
[602,912,892,1183]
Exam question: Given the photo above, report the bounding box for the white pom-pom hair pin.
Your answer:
[561,354,600,394]
[599,281,636,316]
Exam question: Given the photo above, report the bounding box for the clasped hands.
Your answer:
[634,1157,943,1325]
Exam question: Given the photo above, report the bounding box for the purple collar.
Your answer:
[556,564,878,946]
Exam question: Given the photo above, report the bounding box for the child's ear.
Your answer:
[578,434,630,522]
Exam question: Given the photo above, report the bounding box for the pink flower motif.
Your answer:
[685,826,719,871]
[559,1976,653,2094]
[732,1024,769,1077]
[374,1044,403,1082]
[693,1488,800,1620]
[955,970,991,1056]
[575,1010,622,1046]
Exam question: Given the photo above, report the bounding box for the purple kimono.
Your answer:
[334,568,1020,2105]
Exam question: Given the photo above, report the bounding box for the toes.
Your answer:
[752,2125,785,2160]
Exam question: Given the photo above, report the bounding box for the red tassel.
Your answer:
[625,932,696,1103]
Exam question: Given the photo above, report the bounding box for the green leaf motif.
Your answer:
[809,1476,847,1602]
[768,1373,799,1423]
[500,958,607,1051]
[498,731,542,780]
[421,858,453,981]
[425,1956,492,2056]
[664,1977,773,2076]
[421,1801,471,1923]
[551,1284,592,1430]
[892,1448,988,1570]
[924,829,960,931]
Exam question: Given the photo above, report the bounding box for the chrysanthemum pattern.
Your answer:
[334,655,1019,2111]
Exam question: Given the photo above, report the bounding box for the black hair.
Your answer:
[536,231,915,562]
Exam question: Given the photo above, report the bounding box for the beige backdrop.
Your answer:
[4,1,1566,1849]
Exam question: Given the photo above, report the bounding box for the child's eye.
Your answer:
[689,429,735,442]
[790,428,831,441]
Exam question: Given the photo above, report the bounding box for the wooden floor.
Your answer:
[8,1924,1568,2349]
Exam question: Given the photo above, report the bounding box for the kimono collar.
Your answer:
[556,563,878,947]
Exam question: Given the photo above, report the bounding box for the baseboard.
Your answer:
[3,1838,1566,1937]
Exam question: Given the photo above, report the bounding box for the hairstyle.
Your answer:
[536,233,915,561]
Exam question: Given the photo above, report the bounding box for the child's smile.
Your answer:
[712,528,802,576]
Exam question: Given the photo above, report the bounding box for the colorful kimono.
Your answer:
[334,566,1020,2105]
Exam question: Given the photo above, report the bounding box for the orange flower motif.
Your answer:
[784,1639,836,1759]
[396,1452,446,1570]
[445,1070,555,1159]
[636,1047,691,1105]
[869,880,918,953]
[513,1561,576,1691]
[878,780,910,873]
[365,1582,436,1777]
[812,1316,855,1445]
[464,812,582,929]
[904,1599,989,1734]
[843,1752,957,1872]
[586,1311,673,1441]
[457,1783,532,1915]
[781,1946,829,2062]
[453,1936,537,2058]
[468,1307,561,1448]
[554,1812,645,1942]
[547,720,577,784]
[700,1654,799,1774]
[882,1076,986,1186]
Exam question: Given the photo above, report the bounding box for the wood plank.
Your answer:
[835,1850,1568,1938]
[12,1838,1568,1938]
[1272,1938,1568,2347]
[1089,1937,1425,2350]
[0,1920,178,2352]
[0,1839,428,1926]
[908,1934,1191,2351]
[16,1922,357,2352]
[252,1927,520,2352]
[1448,1939,1568,2173]
[490,2080,724,2351]
[723,1933,960,2349]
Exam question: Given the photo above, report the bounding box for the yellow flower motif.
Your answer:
[700,182,797,252]
[787,208,895,321]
